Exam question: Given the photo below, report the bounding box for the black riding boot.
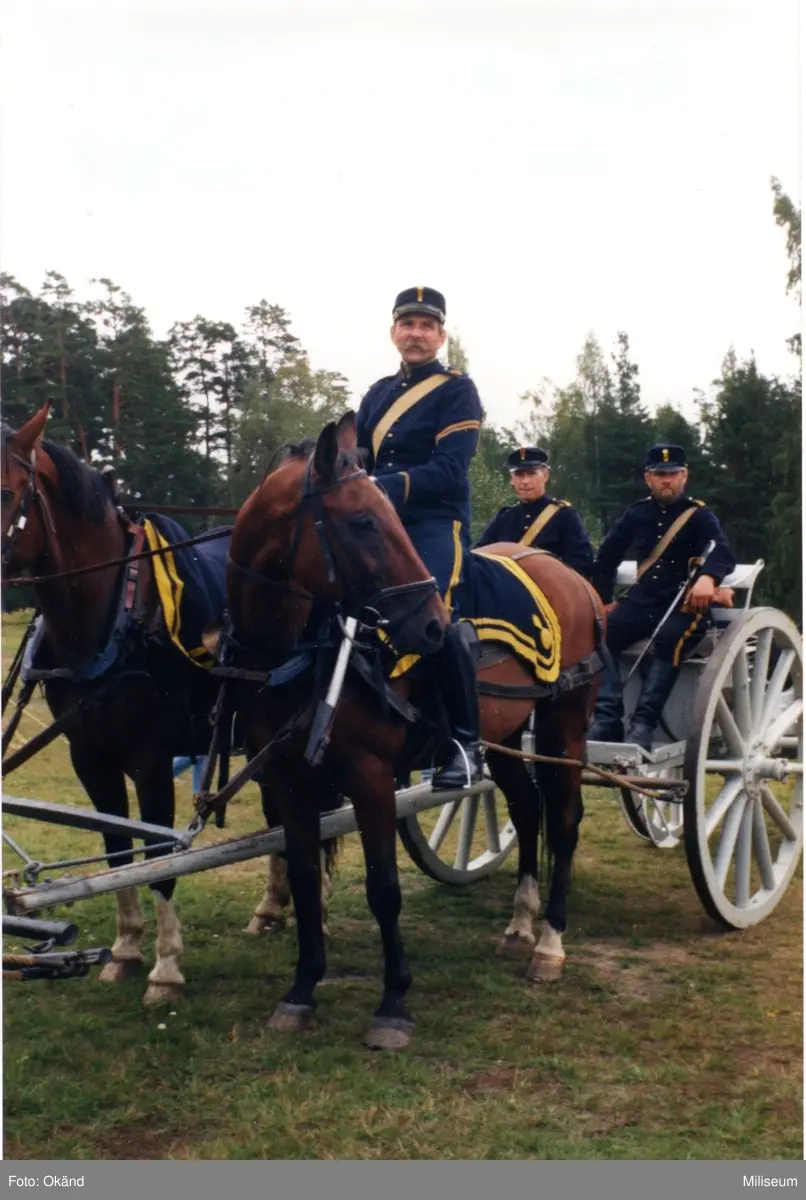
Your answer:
[627,658,679,751]
[587,670,625,743]
[430,624,484,791]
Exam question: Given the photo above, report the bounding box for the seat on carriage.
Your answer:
[598,558,767,748]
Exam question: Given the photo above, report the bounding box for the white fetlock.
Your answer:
[527,921,566,983]
[499,875,540,955]
[144,894,185,1003]
[100,887,145,982]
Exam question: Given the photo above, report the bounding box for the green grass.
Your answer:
[2,614,802,1160]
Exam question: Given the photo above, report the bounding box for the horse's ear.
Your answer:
[101,465,120,502]
[14,402,52,456]
[313,421,339,483]
[334,410,357,454]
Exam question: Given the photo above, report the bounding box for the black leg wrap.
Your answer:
[428,624,484,791]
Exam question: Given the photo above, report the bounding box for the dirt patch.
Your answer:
[462,1068,569,1101]
[576,939,694,1002]
[463,1067,520,1094]
[87,1125,190,1161]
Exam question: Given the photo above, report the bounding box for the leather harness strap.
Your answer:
[518,503,561,546]
[370,374,451,458]
[635,505,699,581]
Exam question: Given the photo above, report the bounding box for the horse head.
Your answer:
[1,403,53,569]
[230,411,447,658]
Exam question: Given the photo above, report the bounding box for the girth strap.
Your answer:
[477,651,603,701]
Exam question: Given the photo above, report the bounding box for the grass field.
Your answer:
[2,612,802,1160]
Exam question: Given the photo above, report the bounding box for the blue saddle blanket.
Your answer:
[143,514,232,668]
[390,547,562,683]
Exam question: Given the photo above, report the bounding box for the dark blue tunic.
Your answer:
[356,358,483,609]
[476,495,594,578]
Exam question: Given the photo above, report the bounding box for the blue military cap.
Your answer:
[507,446,549,472]
[392,286,446,324]
[645,443,687,473]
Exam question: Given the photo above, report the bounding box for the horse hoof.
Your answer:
[98,957,143,984]
[364,1017,414,1052]
[244,914,285,935]
[142,982,185,1006]
[527,952,565,983]
[268,1002,315,1033]
[497,932,536,960]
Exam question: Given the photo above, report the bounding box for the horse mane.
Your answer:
[263,437,318,479]
[262,432,364,484]
[41,438,115,525]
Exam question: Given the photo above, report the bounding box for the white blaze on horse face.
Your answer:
[504,874,541,944]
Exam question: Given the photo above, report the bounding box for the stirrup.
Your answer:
[449,738,472,789]
[431,740,482,791]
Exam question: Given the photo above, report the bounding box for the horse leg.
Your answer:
[245,847,337,936]
[527,694,588,983]
[68,743,146,982]
[348,756,413,1051]
[487,735,542,959]
[267,771,327,1034]
[248,779,338,936]
[130,758,185,1005]
[245,853,291,934]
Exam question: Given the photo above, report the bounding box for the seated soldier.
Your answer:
[588,443,736,750]
[475,446,594,578]
[356,286,484,790]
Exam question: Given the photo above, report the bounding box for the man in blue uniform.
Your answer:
[588,443,736,749]
[475,446,594,577]
[356,286,484,790]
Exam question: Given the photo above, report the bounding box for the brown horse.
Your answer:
[228,411,605,1049]
[1,404,228,1003]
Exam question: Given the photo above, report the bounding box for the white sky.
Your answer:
[1,0,801,435]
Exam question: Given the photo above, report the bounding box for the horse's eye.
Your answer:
[0,488,14,505]
[348,514,375,536]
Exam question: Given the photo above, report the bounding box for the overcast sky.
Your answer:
[1,0,801,435]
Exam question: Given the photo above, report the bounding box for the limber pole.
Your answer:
[6,779,498,914]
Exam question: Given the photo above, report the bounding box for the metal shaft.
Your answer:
[5,778,497,914]
[626,539,716,683]
[326,616,358,707]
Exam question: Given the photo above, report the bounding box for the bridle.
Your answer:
[228,450,439,641]
[2,446,43,571]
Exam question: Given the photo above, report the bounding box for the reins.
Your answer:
[2,524,232,589]
[227,450,439,630]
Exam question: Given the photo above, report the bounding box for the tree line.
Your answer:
[1,179,800,619]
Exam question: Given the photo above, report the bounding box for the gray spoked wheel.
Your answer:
[637,765,685,849]
[397,775,518,885]
[683,608,803,929]
[618,766,684,847]
[617,787,652,842]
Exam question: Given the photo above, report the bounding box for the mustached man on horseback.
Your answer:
[356,287,484,791]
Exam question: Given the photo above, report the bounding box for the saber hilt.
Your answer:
[625,539,717,683]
